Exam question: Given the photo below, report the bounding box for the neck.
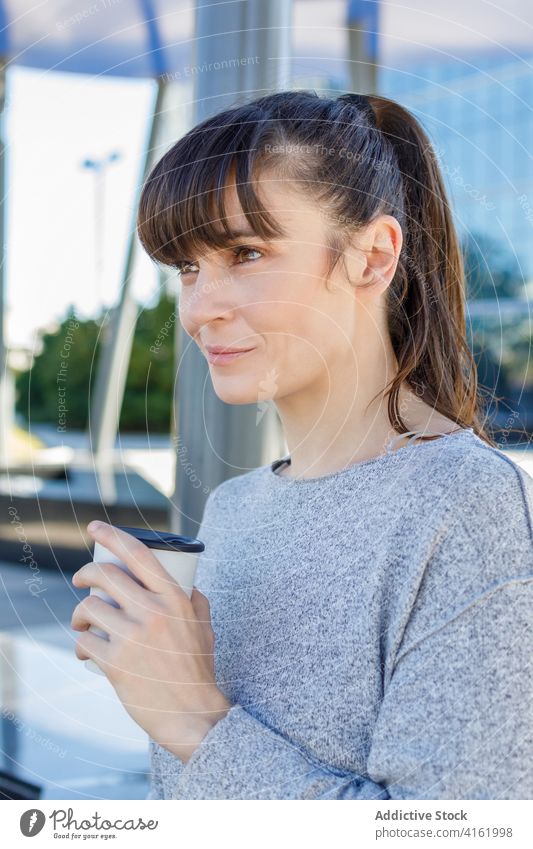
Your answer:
[274,339,404,479]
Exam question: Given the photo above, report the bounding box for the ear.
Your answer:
[345,214,403,293]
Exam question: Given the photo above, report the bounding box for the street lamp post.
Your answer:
[81,151,121,310]
[86,79,166,489]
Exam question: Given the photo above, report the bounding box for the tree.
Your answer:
[15,291,177,433]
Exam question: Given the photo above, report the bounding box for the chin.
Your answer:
[211,378,271,406]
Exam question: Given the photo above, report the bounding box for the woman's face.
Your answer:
[178,175,386,407]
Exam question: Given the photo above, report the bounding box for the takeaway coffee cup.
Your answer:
[84,525,205,676]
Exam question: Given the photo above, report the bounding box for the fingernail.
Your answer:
[87,521,102,532]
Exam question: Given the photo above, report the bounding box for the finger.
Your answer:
[72,561,153,612]
[71,595,130,636]
[74,630,111,667]
[190,587,212,624]
[87,522,178,595]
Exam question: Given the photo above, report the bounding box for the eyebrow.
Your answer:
[211,228,264,240]
[176,227,286,263]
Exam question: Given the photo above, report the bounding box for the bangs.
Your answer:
[136,116,289,267]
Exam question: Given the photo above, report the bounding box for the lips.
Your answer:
[205,346,256,365]
[205,345,254,354]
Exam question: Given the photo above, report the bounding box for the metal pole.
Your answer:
[0,57,9,469]
[171,0,292,537]
[94,165,103,307]
[88,80,166,474]
[346,1,379,94]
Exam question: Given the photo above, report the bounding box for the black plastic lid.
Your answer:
[114,525,204,553]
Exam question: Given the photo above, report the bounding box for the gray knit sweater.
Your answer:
[146,428,533,799]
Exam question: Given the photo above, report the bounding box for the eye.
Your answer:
[174,246,263,282]
[232,246,264,264]
[175,259,199,277]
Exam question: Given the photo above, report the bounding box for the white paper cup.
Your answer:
[83,526,204,676]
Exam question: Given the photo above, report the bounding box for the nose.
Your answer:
[179,259,237,337]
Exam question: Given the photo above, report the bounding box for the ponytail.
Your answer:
[365,94,496,446]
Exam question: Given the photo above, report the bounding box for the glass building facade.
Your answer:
[380,53,533,285]
[379,53,533,438]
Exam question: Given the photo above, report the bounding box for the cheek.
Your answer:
[279,305,338,366]
[261,310,335,390]
[177,297,194,337]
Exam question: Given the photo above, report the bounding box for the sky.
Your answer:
[5,67,158,350]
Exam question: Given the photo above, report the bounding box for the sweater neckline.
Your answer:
[270,427,476,485]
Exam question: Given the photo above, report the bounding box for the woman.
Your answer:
[71,91,533,799]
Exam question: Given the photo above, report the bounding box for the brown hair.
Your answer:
[137,89,496,446]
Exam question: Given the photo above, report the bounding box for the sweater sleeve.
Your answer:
[145,738,175,799]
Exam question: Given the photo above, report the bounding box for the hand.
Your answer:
[70,521,233,763]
